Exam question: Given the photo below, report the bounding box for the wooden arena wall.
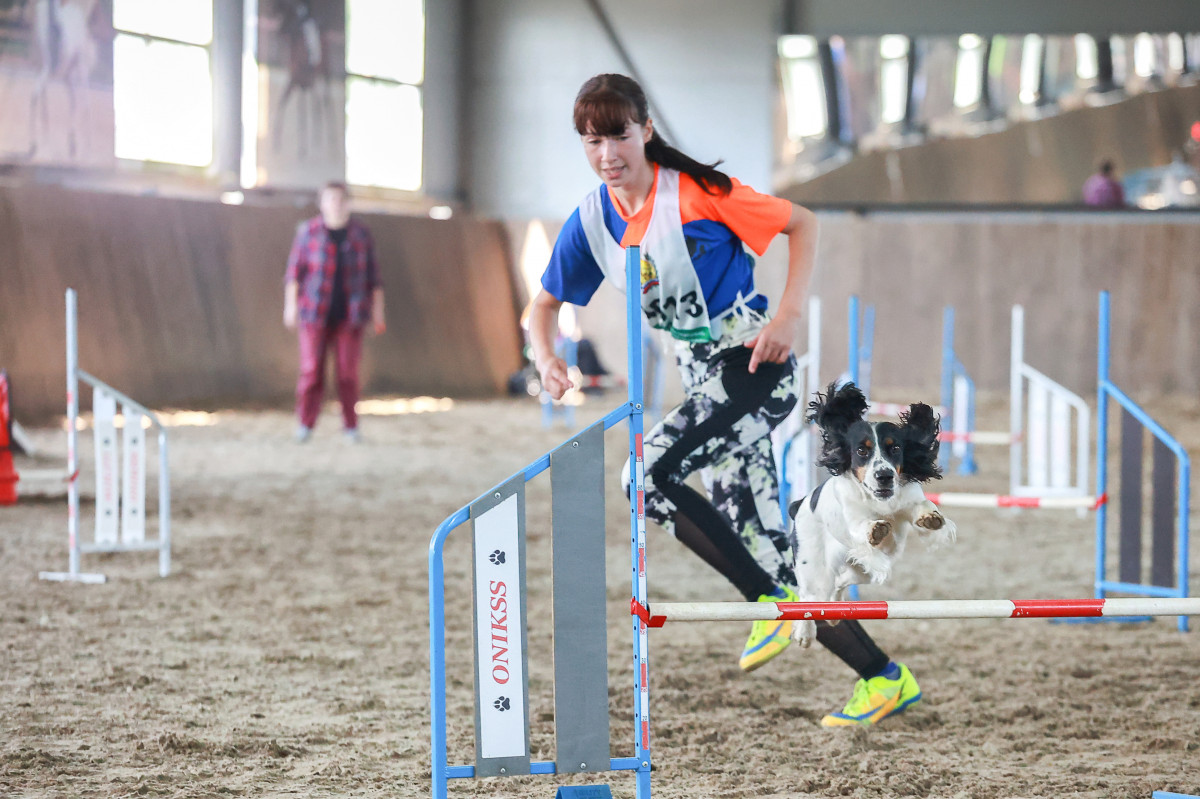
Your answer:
[0,183,525,423]
[571,211,1200,401]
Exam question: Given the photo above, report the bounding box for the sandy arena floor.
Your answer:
[3,391,1200,798]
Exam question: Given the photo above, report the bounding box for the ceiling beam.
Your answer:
[786,0,1200,37]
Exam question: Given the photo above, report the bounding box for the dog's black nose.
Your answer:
[874,469,894,484]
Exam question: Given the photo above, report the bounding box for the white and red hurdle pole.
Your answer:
[635,597,1200,626]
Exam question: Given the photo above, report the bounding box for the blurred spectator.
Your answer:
[1082,160,1126,208]
[283,182,386,443]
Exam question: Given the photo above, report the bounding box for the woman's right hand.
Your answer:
[537,356,572,400]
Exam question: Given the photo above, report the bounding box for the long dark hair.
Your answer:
[572,73,732,196]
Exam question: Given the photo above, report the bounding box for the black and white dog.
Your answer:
[788,382,956,647]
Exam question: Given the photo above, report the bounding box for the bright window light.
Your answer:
[1075,34,1099,79]
[880,35,909,61]
[1167,33,1185,72]
[782,58,827,139]
[114,0,212,46]
[779,35,818,60]
[880,57,908,124]
[954,35,985,108]
[1133,33,1156,77]
[345,78,422,190]
[1019,35,1044,104]
[114,34,212,165]
[347,0,424,84]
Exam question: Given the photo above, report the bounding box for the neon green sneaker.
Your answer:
[821,662,922,726]
[738,584,798,672]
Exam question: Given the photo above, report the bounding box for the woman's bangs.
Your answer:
[574,93,636,136]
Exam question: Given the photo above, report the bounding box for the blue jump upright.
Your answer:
[1093,291,1191,632]
[429,246,651,798]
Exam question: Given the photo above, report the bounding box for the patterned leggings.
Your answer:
[638,338,799,598]
[629,336,891,679]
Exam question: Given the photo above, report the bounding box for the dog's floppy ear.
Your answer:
[806,381,868,432]
[807,381,867,475]
[899,402,942,483]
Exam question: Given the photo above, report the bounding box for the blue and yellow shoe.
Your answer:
[821,662,921,726]
[738,585,798,672]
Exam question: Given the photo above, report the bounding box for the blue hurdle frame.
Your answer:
[1094,291,1191,632]
[846,295,874,395]
[429,246,651,798]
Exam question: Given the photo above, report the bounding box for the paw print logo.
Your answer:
[489,550,506,565]
[493,696,510,712]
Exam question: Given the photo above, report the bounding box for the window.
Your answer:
[879,35,910,125]
[344,0,424,191]
[778,36,827,139]
[1075,34,1099,80]
[1019,35,1044,104]
[113,0,213,166]
[1132,33,1158,78]
[953,34,986,108]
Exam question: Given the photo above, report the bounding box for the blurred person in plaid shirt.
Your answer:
[283,181,386,443]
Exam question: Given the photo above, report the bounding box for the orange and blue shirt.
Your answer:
[542,166,792,316]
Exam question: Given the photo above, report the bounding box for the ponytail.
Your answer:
[644,132,732,196]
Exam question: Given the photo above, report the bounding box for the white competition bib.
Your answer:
[579,168,714,342]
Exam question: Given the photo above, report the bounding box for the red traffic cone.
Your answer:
[0,450,16,505]
[0,371,16,505]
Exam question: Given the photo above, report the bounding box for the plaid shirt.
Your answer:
[285,217,381,326]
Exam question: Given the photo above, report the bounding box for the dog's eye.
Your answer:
[888,443,901,453]
[856,446,869,456]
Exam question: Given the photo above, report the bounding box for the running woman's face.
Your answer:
[581,119,654,191]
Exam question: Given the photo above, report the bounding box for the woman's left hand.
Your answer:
[744,313,801,373]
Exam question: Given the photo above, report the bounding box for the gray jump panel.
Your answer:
[550,421,611,773]
[1150,436,1176,588]
[1118,409,1143,585]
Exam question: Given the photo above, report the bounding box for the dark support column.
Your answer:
[1118,409,1143,585]
[903,37,920,132]
[1096,38,1117,91]
[1150,437,1176,588]
[818,39,845,144]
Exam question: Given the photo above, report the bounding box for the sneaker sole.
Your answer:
[820,691,922,727]
[739,621,792,672]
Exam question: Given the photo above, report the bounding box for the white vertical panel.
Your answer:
[1027,383,1049,491]
[1050,394,1071,489]
[473,494,526,760]
[93,390,120,546]
[121,406,147,544]
[953,375,970,459]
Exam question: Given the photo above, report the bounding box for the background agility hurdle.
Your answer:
[39,289,171,584]
[429,246,650,798]
[1093,291,1191,632]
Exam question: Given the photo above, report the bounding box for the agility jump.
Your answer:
[430,247,1195,797]
[39,288,171,584]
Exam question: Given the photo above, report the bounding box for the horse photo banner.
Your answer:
[248,0,346,189]
[0,0,115,168]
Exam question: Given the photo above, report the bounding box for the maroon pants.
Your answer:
[296,321,363,430]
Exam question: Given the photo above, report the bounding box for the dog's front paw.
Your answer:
[918,514,957,550]
[915,511,944,530]
[868,520,892,547]
[792,619,817,648]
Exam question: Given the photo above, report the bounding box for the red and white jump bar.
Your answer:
[636,597,1200,626]
[937,431,1020,445]
[925,492,1105,510]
